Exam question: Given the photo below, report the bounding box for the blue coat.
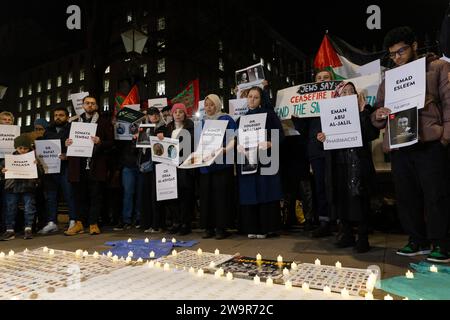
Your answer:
[237,107,284,205]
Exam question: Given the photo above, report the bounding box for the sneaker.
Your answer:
[68,220,76,230]
[248,234,257,239]
[24,228,33,240]
[64,221,84,236]
[38,222,58,235]
[396,242,431,257]
[256,234,267,239]
[113,223,132,231]
[89,224,101,235]
[144,227,160,234]
[426,246,450,263]
[1,230,15,241]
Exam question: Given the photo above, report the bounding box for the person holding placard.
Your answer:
[156,103,195,236]
[316,82,379,253]
[372,26,450,262]
[64,96,114,236]
[237,87,284,239]
[1,135,41,240]
[0,111,15,233]
[199,94,237,240]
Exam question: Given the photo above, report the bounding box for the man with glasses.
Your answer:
[372,26,450,263]
[64,96,114,236]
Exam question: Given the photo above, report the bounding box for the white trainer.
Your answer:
[68,220,76,230]
[38,222,58,234]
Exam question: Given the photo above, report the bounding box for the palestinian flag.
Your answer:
[114,92,126,113]
[114,85,140,114]
[314,34,385,80]
[169,79,200,118]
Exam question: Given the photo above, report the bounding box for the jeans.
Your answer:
[45,166,77,223]
[121,166,140,224]
[4,192,36,230]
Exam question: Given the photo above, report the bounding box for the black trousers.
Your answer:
[72,169,103,226]
[199,167,235,232]
[165,169,195,229]
[310,157,329,222]
[140,171,162,230]
[391,141,450,247]
[240,201,281,235]
[0,182,4,232]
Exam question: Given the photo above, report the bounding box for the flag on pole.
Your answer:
[169,79,200,118]
[114,85,140,114]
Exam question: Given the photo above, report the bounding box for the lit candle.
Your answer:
[256,253,262,261]
[291,262,298,270]
[8,250,14,257]
[107,251,113,258]
[315,259,321,266]
[189,267,195,274]
[215,249,220,255]
[226,272,233,281]
[209,261,216,268]
[172,250,177,256]
[403,297,409,301]
[341,288,350,299]
[405,270,414,279]
[430,265,438,273]
[23,248,29,253]
[323,286,331,295]
[366,280,375,292]
[155,262,161,268]
[149,251,155,258]
[197,248,203,255]
[144,238,149,243]
[302,283,310,292]
[266,277,273,287]
[75,249,82,257]
[172,238,177,244]
[162,238,167,243]
[254,275,261,285]
[197,269,204,277]
[218,268,225,276]
[119,257,125,262]
[148,261,155,268]
[1,252,6,258]
[283,268,290,276]
[43,247,49,253]
[49,249,55,256]
[384,294,393,300]
[112,255,119,263]
[125,257,132,264]
[137,258,143,263]
[164,263,171,271]
[285,280,293,290]
[82,251,88,257]
[277,255,283,263]
[335,261,342,269]
[128,251,134,258]
[93,252,99,259]
[365,292,374,300]
[127,238,132,243]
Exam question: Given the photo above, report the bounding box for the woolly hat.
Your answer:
[171,103,187,115]
[14,134,32,149]
[34,118,49,129]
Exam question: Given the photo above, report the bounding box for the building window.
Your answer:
[68,73,73,84]
[45,111,51,122]
[57,92,62,103]
[47,79,52,90]
[57,76,62,87]
[157,58,166,73]
[103,97,109,111]
[79,85,84,92]
[35,113,40,119]
[28,85,32,96]
[18,103,23,112]
[36,98,41,109]
[79,69,85,81]
[17,117,22,127]
[27,100,32,111]
[105,66,110,74]
[267,63,272,72]
[19,88,23,98]
[219,78,224,89]
[218,58,224,72]
[26,115,31,126]
[37,82,42,93]
[67,89,72,101]
[141,64,148,77]
[46,95,51,106]
[260,58,265,67]
[104,79,110,92]
[126,12,133,23]
[157,17,166,31]
[218,40,223,52]
[156,80,165,96]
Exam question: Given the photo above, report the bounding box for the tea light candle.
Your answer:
[137,258,143,263]
[218,268,224,276]
[148,261,155,268]
[8,250,14,256]
[209,261,216,268]
[107,251,113,258]
[164,263,171,271]
[403,297,409,301]
[144,238,149,243]
[49,249,55,256]
[226,272,233,281]
[335,261,342,269]
[112,255,119,262]
[430,265,438,273]
[405,270,414,279]
[215,249,220,255]
[75,249,82,257]
[277,255,283,263]
[341,288,350,299]
[365,292,374,300]
[162,238,167,243]
[93,252,99,259]
[291,262,298,270]
[315,259,321,266]
[83,250,89,257]
[285,280,293,290]
[283,268,290,276]
[323,286,331,295]
[23,248,29,253]
[197,248,203,255]
[197,269,204,277]
[119,257,125,262]
[155,262,161,268]
[149,251,155,258]
[214,270,221,279]
[125,257,132,264]
[266,277,273,287]
[384,294,393,300]
[128,251,133,258]
[172,250,177,256]
[189,267,195,274]
[302,283,310,292]
[254,275,261,285]
[172,238,177,244]
[256,253,262,261]
[43,247,49,253]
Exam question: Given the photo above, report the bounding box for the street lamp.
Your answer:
[121,28,148,55]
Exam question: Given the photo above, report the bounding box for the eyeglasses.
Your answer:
[388,45,410,59]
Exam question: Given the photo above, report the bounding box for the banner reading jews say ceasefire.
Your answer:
[0,125,20,158]
[275,72,380,120]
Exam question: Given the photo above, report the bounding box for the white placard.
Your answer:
[148,98,168,111]
[357,59,381,77]
[150,136,179,166]
[5,151,38,179]
[155,163,178,201]
[238,113,267,148]
[229,99,248,119]
[136,124,156,148]
[388,107,418,149]
[35,140,61,174]
[0,125,20,158]
[196,100,205,120]
[384,57,426,113]
[70,92,90,116]
[66,122,98,158]
[123,104,140,111]
[235,63,265,99]
[319,95,363,150]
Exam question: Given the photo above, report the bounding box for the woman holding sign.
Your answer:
[237,87,284,239]
[199,94,237,240]
[316,81,379,253]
